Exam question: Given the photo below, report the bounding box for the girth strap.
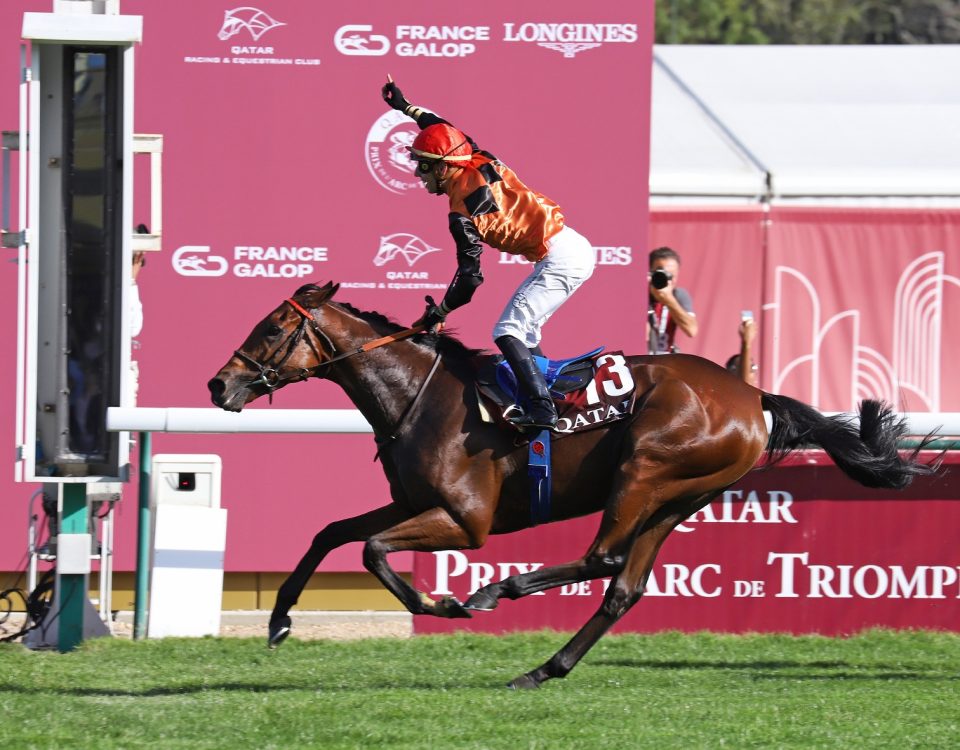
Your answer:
[528,429,552,525]
[374,352,443,462]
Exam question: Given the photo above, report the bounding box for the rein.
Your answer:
[234,298,427,397]
[234,298,441,447]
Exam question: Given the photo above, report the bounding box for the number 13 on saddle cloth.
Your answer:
[476,351,638,437]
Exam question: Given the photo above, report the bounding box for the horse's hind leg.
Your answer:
[465,554,624,612]
[465,471,660,612]
[269,504,413,647]
[508,520,676,690]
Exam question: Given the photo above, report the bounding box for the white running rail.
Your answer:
[107,407,960,437]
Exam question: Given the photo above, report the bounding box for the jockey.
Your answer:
[381,79,596,432]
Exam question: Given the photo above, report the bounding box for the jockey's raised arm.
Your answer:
[381,78,595,433]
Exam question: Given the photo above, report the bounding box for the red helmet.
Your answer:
[409,123,472,164]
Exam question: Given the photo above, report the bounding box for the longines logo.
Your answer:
[539,43,601,58]
[503,22,638,58]
[500,246,634,266]
[365,111,422,194]
[183,6,320,68]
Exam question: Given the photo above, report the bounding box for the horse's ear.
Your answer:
[294,281,339,309]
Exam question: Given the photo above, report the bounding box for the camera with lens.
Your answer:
[650,268,673,290]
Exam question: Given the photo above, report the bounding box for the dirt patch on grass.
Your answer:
[3,612,412,643]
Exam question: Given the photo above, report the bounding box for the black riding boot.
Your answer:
[496,335,558,432]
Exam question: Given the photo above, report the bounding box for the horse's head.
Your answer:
[208,281,339,411]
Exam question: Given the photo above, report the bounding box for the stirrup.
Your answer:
[503,404,525,422]
[503,404,557,432]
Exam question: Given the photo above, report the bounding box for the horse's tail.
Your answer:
[760,393,941,489]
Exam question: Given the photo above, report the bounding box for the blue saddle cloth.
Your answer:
[490,345,604,527]
[495,346,604,402]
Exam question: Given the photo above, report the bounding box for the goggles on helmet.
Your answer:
[408,123,472,166]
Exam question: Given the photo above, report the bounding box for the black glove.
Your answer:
[381,81,411,113]
[413,295,447,333]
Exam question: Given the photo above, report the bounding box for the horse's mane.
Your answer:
[293,282,484,361]
[334,301,485,362]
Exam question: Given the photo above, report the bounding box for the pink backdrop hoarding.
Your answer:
[649,206,960,413]
[764,207,960,413]
[414,453,959,635]
[0,3,654,573]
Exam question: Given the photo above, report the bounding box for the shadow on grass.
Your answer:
[0,677,506,697]
[590,657,956,681]
[1,656,955,698]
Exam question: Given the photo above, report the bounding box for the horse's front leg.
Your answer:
[362,506,484,620]
[269,504,412,647]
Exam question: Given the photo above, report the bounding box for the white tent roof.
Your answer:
[651,45,960,200]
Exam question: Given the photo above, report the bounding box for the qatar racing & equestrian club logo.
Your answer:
[374,234,441,267]
[365,110,423,194]
[185,6,320,67]
[217,7,285,41]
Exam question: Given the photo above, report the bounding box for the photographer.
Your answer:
[646,246,697,354]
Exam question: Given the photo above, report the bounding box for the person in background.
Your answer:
[725,314,758,386]
[647,246,697,354]
[130,245,146,404]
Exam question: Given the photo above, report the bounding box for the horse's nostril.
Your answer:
[208,378,226,399]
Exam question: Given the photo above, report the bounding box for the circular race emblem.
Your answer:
[365,110,423,194]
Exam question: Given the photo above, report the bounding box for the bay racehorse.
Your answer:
[208,282,939,689]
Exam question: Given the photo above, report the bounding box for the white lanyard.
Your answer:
[649,303,671,353]
[655,304,670,338]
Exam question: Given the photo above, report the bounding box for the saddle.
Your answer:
[473,346,637,526]
[473,347,637,440]
[476,346,603,406]
[472,346,639,526]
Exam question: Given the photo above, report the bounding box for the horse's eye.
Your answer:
[266,324,283,337]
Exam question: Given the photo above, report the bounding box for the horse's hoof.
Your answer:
[435,596,472,619]
[267,616,292,649]
[507,673,541,690]
[464,590,499,612]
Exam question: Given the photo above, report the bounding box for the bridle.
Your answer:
[232,296,430,399]
[232,298,325,397]
[233,296,442,455]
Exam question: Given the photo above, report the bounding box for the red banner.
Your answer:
[414,452,960,635]
[764,207,960,413]
[649,206,960,412]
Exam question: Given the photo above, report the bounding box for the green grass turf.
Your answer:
[0,630,957,749]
